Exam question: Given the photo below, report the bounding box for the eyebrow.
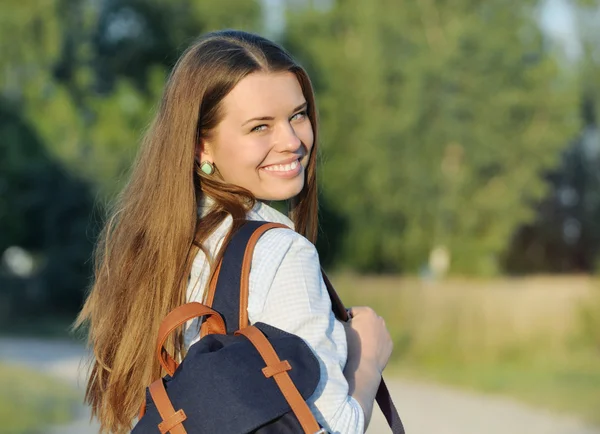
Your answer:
[241,102,308,127]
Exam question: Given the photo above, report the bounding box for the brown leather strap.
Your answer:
[206,260,222,307]
[156,302,226,376]
[235,326,321,434]
[200,222,288,338]
[239,223,289,329]
[149,379,187,434]
[262,360,292,378]
[199,260,222,338]
[138,399,147,420]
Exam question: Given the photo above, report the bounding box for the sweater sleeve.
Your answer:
[247,228,365,434]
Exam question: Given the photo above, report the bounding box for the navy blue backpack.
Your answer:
[133,221,405,434]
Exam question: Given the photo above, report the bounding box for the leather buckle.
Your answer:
[314,429,328,434]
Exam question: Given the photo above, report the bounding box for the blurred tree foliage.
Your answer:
[284,0,580,274]
[0,100,97,320]
[0,0,262,322]
[504,1,600,273]
[2,0,262,197]
[2,0,600,322]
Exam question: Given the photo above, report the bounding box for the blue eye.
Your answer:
[291,110,308,121]
[250,110,307,133]
[251,124,268,133]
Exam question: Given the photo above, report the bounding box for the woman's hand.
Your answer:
[344,306,393,374]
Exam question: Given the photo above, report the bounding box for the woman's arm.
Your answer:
[248,228,366,434]
[344,359,381,430]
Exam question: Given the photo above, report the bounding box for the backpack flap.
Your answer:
[134,322,320,433]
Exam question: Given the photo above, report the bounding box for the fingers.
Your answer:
[346,306,375,318]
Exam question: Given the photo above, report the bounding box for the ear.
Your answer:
[196,140,212,164]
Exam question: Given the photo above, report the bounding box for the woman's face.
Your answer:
[199,71,314,201]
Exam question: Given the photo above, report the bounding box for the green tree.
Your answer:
[284,0,579,274]
[0,99,98,321]
[92,0,263,90]
[0,0,264,320]
[2,0,264,197]
[505,1,600,273]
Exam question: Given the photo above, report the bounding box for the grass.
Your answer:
[0,363,80,434]
[332,273,600,425]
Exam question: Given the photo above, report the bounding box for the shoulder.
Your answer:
[253,226,319,271]
[247,226,322,313]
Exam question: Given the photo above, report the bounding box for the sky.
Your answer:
[539,0,582,60]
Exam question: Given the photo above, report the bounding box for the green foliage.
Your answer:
[93,0,263,89]
[3,0,600,326]
[503,1,600,273]
[285,0,580,274]
[2,0,263,197]
[0,0,263,320]
[0,100,98,320]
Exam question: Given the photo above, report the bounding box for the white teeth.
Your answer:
[264,160,299,172]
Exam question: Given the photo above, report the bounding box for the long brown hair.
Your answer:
[74,29,320,433]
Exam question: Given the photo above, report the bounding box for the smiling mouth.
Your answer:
[262,159,300,173]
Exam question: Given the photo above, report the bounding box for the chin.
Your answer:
[260,182,304,202]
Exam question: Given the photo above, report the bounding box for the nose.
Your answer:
[274,122,303,153]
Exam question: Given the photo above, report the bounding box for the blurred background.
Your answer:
[1,0,600,433]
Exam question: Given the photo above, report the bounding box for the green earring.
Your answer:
[200,161,215,175]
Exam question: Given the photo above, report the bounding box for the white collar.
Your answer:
[198,195,295,230]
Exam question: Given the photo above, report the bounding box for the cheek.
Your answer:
[218,136,269,172]
[300,123,315,152]
[243,138,272,168]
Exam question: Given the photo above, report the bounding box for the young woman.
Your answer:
[76,29,393,434]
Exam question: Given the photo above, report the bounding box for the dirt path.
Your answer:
[367,379,599,434]
[1,337,598,434]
